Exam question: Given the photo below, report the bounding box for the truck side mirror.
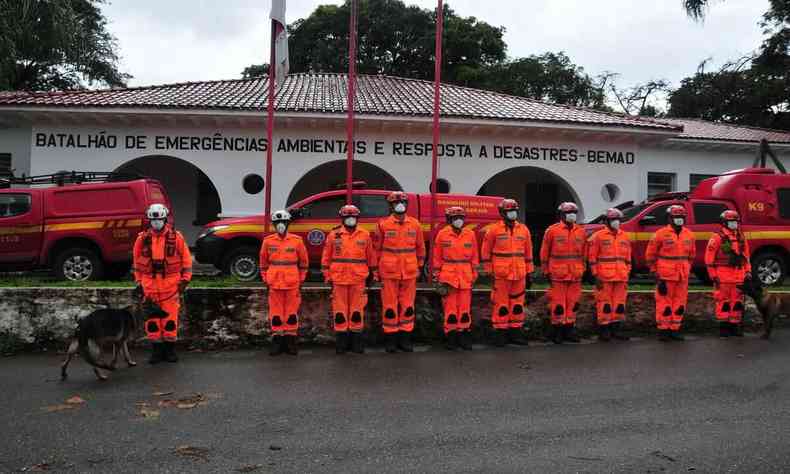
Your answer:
[638,215,656,226]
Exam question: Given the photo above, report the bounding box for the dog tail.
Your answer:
[76,320,112,370]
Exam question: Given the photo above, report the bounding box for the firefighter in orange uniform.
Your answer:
[259,210,309,356]
[481,199,534,347]
[433,207,479,350]
[705,210,752,338]
[541,202,586,344]
[588,208,631,342]
[646,205,696,341]
[133,204,192,364]
[373,191,426,353]
[322,205,377,354]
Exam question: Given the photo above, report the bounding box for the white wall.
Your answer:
[0,126,32,176]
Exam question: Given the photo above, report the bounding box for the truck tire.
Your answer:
[222,246,260,282]
[693,268,712,285]
[54,247,104,281]
[753,251,786,286]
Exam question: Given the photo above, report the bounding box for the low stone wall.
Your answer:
[0,286,776,353]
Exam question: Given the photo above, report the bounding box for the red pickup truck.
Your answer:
[584,168,790,285]
[0,172,171,281]
[195,189,504,280]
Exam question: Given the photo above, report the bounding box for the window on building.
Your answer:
[777,189,790,219]
[0,194,31,218]
[358,195,390,218]
[302,195,346,219]
[647,172,675,198]
[0,153,10,177]
[690,174,717,191]
[693,203,728,224]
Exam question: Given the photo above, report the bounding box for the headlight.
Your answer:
[198,225,230,239]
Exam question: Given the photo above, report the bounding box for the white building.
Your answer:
[1,73,789,244]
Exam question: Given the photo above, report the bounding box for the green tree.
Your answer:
[0,0,129,91]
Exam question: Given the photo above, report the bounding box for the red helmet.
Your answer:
[558,202,579,213]
[667,205,687,217]
[720,210,740,222]
[339,205,360,217]
[445,206,466,219]
[386,191,408,203]
[605,208,624,220]
[498,199,519,212]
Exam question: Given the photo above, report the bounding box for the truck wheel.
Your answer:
[753,251,786,286]
[54,248,104,281]
[222,246,260,282]
[693,268,712,285]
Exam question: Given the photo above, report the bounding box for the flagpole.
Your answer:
[264,18,277,233]
[345,0,358,205]
[430,0,443,273]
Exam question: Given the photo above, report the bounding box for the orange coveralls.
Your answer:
[481,221,534,330]
[434,225,479,333]
[588,228,631,325]
[373,214,426,334]
[705,229,751,324]
[322,226,376,333]
[133,226,192,342]
[646,225,696,331]
[259,233,309,336]
[540,222,587,325]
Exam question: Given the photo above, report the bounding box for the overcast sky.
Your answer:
[104,0,769,107]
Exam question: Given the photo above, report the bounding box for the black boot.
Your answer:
[397,332,414,352]
[598,324,611,342]
[285,335,298,356]
[493,329,507,347]
[564,324,581,343]
[669,330,685,341]
[658,329,671,342]
[163,341,178,363]
[611,322,630,341]
[351,332,365,354]
[458,331,473,350]
[507,328,529,346]
[732,323,744,337]
[385,333,398,353]
[445,331,458,350]
[270,335,284,356]
[335,332,348,355]
[719,322,731,338]
[148,342,164,364]
[551,325,564,344]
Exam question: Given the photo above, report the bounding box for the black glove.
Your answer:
[657,280,668,296]
[178,280,189,294]
[132,284,143,300]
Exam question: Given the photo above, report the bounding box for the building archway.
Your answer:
[115,155,221,245]
[287,160,403,206]
[477,166,582,266]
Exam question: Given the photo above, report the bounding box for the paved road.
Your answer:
[2,332,790,473]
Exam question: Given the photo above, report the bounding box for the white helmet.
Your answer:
[271,210,292,223]
[146,203,169,220]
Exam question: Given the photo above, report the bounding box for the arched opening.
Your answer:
[115,155,221,245]
[287,160,403,206]
[478,166,581,265]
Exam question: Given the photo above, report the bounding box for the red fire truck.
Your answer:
[0,172,171,281]
[585,168,790,285]
[195,189,504,281]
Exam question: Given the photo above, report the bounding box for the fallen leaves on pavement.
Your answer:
[174,445,210,461]
[42,395,86,413]
[235,465,264,472]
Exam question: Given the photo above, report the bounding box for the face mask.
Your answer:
[275,222,288,234]
[609,220,620,230]
[564,213,577,223]
[673,218,685,227]
[394,203,407,214]
[150,219,165,231]
[505,210,518,221]
[344,217,357,228]
[452,218,464,229]
[726,221,738,230]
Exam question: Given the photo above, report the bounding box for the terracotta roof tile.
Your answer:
[656,117,790,144]
[0,74,678,132]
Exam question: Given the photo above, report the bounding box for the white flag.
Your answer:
[270,0,289,86]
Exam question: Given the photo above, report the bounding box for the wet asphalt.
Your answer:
[2,331,790,473]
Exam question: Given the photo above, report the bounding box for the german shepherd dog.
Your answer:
[61,301,166,381]
[739,277,788,340]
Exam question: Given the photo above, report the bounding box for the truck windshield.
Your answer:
[590,202,650,224]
